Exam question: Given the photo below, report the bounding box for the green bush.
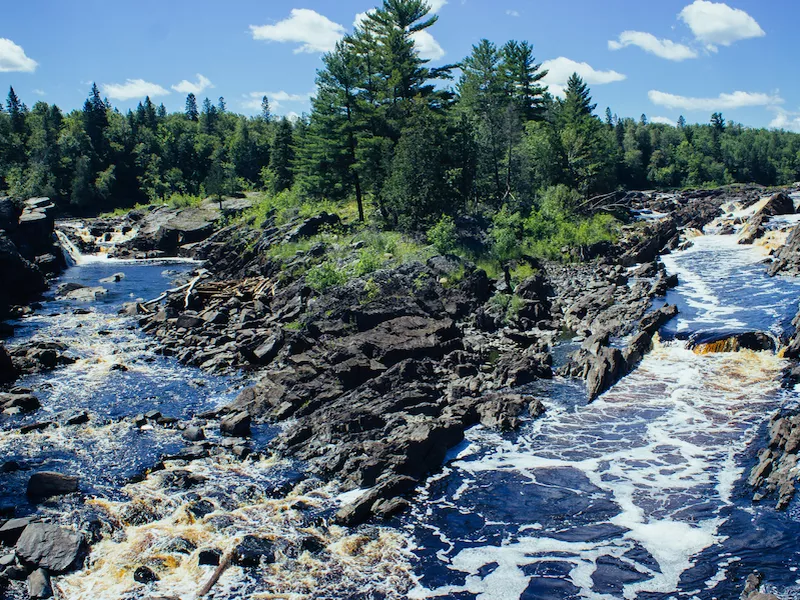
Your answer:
[427,215,458,255]
[353,248,384,277]
[306,262,346,292]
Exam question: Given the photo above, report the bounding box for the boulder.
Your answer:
[0,197,21,233]
[0,518,32,545]
[232,536,275,567]
[27,568,52,599]
[1,393,40,413]
[27,472,79,499]
[15,524,84,573]
[285,213,340,243]
[0,345,17,384]
[476,394,528,431]
[182,426,206,442]
[0,233,47,316]
[768,222,800,277]
[134,565,159,583]
[220,412,251,437]
[99,272,125,284]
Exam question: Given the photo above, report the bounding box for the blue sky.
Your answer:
[1,0,797,129]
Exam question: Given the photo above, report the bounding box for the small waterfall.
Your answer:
[55,229,84,266]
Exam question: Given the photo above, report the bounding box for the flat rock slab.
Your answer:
[16,523,84,573]
[27,471,79,499]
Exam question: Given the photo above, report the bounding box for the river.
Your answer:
[2,206,800,599]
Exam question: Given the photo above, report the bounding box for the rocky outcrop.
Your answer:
[749,409,800,510]
[0,197,64,319]
[561,304,678,400]
[767,221,800,277]
[739,192,795,245]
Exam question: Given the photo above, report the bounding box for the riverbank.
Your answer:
[4,184,800,598]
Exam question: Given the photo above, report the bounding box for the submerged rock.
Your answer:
[26,472,79,499]
[232,535,275,567]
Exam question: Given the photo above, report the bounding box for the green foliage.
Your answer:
[427,214,458,254]
[362,278,380,303]
[166,192,204,208]
[306,262,347,292]
[1,1,800,239]
[353,248,384,277]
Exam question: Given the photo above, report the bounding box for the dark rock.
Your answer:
[176,314,204,329]
[220,412,250,437]
[0,344,16,384]
[739,192,794,245]
[285,213,340,243]
[134,565,159,583]
[476,394,528,431]
[27,472,79,499]
[15,524,84,573]
[232,535,275,567]
[27,568,52,599]
[182,426,205,442]
[64,411,90,426]
[198,548,221,566]
[0,393,40,412]
[0,518,32,545]
[20,421,54,434]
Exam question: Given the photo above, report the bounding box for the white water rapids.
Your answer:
[5,200,800,599]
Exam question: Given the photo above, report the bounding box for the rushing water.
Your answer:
[402,218,800,599]
[3,207,800,599]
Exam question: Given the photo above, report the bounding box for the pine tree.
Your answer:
[677,115,687,128]
[458,39,505,199]
[269,117,294,194]
[559,73,596,125]
[7,86,25,135]
[501,40,547,122]
[201,98,217,132]
[218,96,227,113]
[185,94,199,122]
[261,96,271,121]
[605,107,614,127]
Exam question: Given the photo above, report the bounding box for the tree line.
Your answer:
[1,0,799,230]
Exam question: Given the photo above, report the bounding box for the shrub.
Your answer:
[353,248,384,277]
[427,215,458,255]
[306,262,346,292]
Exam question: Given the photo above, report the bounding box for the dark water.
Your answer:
[403,234,800,600]
[0,260,249,513]
[4,226,800,599]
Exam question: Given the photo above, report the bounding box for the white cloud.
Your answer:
[540,57,626,98]
[250,9,345,54]
[427,0,448,11]
[650,116,677,126]
[171,74,213,95]
[769,109,800,132]
[411,30,445,60]
[679,0,764,50]
[506,10,520,17]
[0,38,37,72]
[102,79,170,101]
[608,31,698,61]
[648,89,782,111]
[354,10,373,28]
[242,90,311,112]
[355,9,444,59]
[32,89,45,96]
